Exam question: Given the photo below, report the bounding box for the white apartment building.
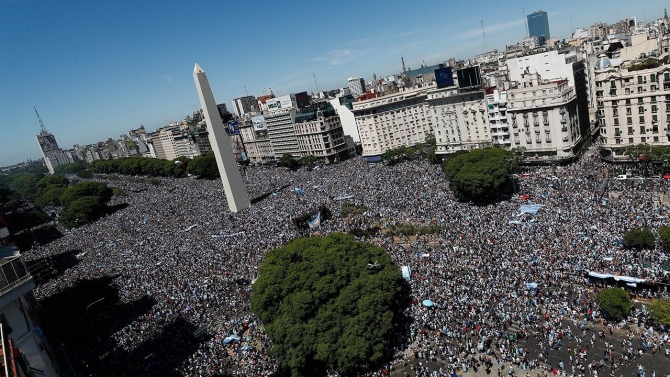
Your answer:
[595,54,670,160]
[329,97,359,142]
[506,71,583,162]
[427,87,490,154]
[352,88,432,162]
[294,109,347,163]
[487,88,511,148]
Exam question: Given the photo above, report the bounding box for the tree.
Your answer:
[59,182,113,207]
[622,228,655,250]
[59,196,106,228]
[595,287,631,320]
[658,226,670,250]
[647,298,670,326]
[35,187,67,207]
[187,152,219,178]
[300,155,318,167]
[251,233,409,376]
[442,147,515,202]
[278,153,299,170]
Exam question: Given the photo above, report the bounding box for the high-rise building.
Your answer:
[232,96,257,117]
[35,131,68,174]
[527,10,550,46]
[348,77,366,98]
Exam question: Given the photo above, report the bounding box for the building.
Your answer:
[329,96,359,142]
[590,22,608,40]
[352,88,432,162]
[527,10,550,46]
[238,115,274,164]
[232,96,257,117]
[427,87,490,155]
[594,54,670,160]
[348,77,366,98]
[0,210,58,376]
[35,131,68,174]
[265,109,300,159]
[506,71,584,162]
[506,48,592,132]
[293,104,348,163]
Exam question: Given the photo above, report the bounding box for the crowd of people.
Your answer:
[25,145,670,376]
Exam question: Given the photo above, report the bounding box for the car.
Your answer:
[615,175,627,180]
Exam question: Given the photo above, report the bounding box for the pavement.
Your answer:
[390,318,670,377]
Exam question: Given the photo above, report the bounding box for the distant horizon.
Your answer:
[1,0,665,166]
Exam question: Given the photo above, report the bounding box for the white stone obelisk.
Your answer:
[193,63,251,212]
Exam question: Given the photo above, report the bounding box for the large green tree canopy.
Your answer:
[442,147,515,202]
[251,233,408,376]
[595,287,631,320]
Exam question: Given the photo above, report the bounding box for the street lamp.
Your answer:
[86,297,105,328]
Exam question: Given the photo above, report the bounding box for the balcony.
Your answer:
[0,248,34,308]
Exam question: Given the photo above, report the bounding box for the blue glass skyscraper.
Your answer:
[527,10,550,46]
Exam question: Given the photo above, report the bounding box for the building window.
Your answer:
[627,117,633,125]
[641,137,646,143]
[640,126,646,134]
[640,116,645,124]
[628,127,634,135]
[629,138,634,143]
[651,74,656,83]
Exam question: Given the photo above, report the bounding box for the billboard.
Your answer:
[456,66,481,88]
[266,94,295,111]
[295,91,310,109]
[228,120,240,135]
[434,67,454,88]
[251,115,267,131]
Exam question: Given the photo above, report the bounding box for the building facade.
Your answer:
[238,117,274,164]
[352,88,432,162]
[348,77,366,98]
[35,132,68,174]
[293,107,347,163]
[428,87,490,154]
[595,55,670,160]
[232,96,257,117]
[527,10,550,45]
[265,109,300,159]
[506,72,584,162]
[0,211,58,377]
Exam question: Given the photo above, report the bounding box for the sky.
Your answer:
[0,0,666,166]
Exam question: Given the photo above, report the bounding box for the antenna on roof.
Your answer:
[313,72,319,93]
[34,107,47,133]
[244,85,248,96]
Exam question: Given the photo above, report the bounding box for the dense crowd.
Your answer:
[25,145,670,376]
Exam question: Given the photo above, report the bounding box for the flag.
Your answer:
[294,188,305,195]
[307,212,321,229]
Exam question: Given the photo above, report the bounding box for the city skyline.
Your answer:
[0,0,664,166]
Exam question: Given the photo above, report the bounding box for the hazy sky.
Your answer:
[0,0,665,166]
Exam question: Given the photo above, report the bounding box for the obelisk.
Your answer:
[193,63,251,212]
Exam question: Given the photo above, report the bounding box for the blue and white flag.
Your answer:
[307,212,321,229]
[401,266,411,280]
[520,204,545,215]
[295,188,305,195]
